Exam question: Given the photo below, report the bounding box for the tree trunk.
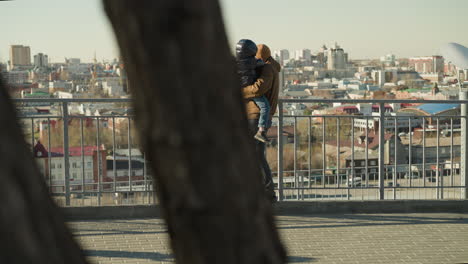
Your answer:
[0,78,87,263]
[103,1,287,264]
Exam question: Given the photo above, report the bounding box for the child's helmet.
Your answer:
[236,39,257,59]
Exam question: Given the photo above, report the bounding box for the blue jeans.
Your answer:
[252,96,270,128]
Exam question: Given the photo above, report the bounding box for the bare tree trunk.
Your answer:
[0,77,87,263]
[103,1,287,263]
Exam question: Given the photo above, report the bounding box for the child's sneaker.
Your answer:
[254,131,270,143]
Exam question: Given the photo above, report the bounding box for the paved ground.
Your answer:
[70,213,468,264]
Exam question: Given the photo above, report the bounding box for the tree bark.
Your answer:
[0,77,87,263]
[103,1,287,264]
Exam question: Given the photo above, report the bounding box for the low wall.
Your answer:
[273,200,468,215]
[62,200,468,221]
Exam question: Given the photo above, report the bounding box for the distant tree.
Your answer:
[395,85,409,91]
[39,118,138,150]
[102,1,287,263]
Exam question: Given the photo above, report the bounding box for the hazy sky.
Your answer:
[1,0,467,63]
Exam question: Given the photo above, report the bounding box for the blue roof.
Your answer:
[416,104,460,115]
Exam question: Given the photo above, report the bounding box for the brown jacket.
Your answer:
[242,44,281,120]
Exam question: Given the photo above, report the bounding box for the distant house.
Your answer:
[34,142,107,192]
[345,152,379,180]
[20,90,51,107]
[397,134,461,177]
[106,158,147,182]
[114,148,143,158]
[325,132,406,168]
[335,105,359,114]
[347,90,367,100]
[400,135,461,165]
[398,104,460,126]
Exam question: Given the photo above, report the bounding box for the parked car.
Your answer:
[404,173,420,179]
[427,177,437,182]
[348,177,362,187]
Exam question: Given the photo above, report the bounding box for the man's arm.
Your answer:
[242,65,273,99]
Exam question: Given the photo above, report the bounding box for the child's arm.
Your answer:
[241,64,273,99]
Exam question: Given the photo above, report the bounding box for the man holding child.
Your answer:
[236,39,281,203]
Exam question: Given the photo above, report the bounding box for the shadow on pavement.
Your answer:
[283,194,349,199]
[84,250,316,263]
[289,256,317,263]
[83,250,173,262]
[73,229,167,237]
[277,214,468,230]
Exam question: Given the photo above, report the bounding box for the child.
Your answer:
[236,39,270,143]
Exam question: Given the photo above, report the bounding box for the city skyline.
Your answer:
[1,0,468,63]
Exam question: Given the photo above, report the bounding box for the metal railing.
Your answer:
[275,96,468,201]
[14,96,468,206]
[15,98,155,206]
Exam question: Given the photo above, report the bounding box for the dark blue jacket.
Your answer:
[236,39,263,87]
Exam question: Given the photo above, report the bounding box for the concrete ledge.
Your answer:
[62,200,468,221]
[62,205,161,221]
[274,200,468,215]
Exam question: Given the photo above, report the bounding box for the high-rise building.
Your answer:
[327,43,348,70]
[9,45,31,68]
[34,53,49,68]
[66,58,81,65]
[294,50,301,61]
[380,54,396,66]
[274,49,290,65]
[295,49,312,62]
[316,45,328,66]
[279,49,290,63]
[409,56,444,73]
[444,62,457,74]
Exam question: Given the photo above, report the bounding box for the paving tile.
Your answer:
[71,213,468,264]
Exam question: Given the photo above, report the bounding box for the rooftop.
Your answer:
[400,135,461,147]
[345,151,379,160]
[34,142,106,157]
[327,132,395,150]
[415,104,460,115]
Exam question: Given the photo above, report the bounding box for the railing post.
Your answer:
[293,117,299,200]
[379,103,385,200]
[96,117,101,206]
[278,102,284,201]
[460,91,468,199]
[62,102,71,206]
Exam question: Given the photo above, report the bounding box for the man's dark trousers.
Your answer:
[247,119,276,202]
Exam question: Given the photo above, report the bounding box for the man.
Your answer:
[242,43,281,202]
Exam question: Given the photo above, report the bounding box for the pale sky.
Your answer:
[1,0,467,63]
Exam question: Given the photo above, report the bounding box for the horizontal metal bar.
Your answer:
[13,98,132,103]
[279,99,468,104]
[14,98,467,104]
[68,190,153,194]
[280,187,380,190]
[19,114,463,119]
[279,186,466,190]
[277,115,465,119]
[17,115,132,119]
[13,98,467,104]
[18,115,64,119]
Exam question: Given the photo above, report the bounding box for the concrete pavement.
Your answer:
[70,213,468,264]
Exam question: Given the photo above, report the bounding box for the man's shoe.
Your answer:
[254,131,270,143]
[270,196,278,203]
